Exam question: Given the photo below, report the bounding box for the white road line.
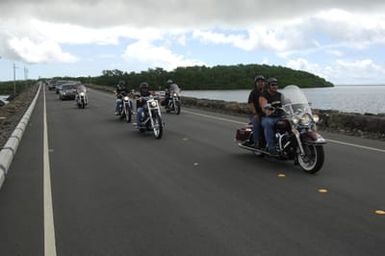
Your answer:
[43,88,57,256]
[183,110,246,125]
[326,139,385,153]
[184,109,385,154]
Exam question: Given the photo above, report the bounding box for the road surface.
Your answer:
[1,87,384,256]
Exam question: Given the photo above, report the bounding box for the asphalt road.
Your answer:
[0,87,384,256]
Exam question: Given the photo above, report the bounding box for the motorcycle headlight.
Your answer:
[300,114,312,126]
[79,92,85,96]
[150,101,158,107]
[312,114,320,123]
[124,96,129,101]
[292,116,300,125]
[173,93,177,97]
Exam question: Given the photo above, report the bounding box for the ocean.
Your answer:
[181,85,385,114]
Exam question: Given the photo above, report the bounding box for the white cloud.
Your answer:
[122,40,205,71]
[287,58,385,84]
[8,37,77,64]
[1,0,385,27]
[192,23,310,52]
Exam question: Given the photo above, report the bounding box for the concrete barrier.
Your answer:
[181,96,385,140]
[0,83,41,190]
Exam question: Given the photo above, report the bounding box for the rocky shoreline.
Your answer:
[181,96,385,141]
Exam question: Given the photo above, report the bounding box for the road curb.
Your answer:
[0,83,41,190]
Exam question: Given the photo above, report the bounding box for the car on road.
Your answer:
[55,80,78,94]
[59,84,78,100]
[47,80,57,90]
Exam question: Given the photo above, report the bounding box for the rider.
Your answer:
[115,80,128,115]
[136,82,152,125]
[259,77,283,155]
[75,84,87,103]
[246,75,266,148]
[164,79,180,108]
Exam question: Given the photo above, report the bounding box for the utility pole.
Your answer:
[24,66,28,80]
[13,63,17,95]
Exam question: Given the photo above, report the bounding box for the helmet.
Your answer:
[117,80,126,89]
[167,79,173,84]
[267,77,278,86]
[139,82,149,90]
[254,75,265,82]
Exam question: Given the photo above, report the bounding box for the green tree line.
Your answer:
[0,80,33,96]
[40,63,334,90]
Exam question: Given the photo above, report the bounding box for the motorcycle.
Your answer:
[116,93,133,123]
[136,96,164,139]
[75,90,88,109]
[165,90,181,115]
[236,85,326,174]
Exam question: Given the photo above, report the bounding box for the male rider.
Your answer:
[115,80,128,115]
[246,75,266,148]
[259,77,283,155]
[136,82,152,125]
[164,79,180,108]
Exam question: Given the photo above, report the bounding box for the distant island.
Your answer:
[45,64,334,90]
[1,64,333,92]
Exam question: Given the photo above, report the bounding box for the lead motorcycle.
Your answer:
[236,85,326,174]
[136,96,163,139]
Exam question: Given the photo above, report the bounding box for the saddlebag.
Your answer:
[235,126,252,141]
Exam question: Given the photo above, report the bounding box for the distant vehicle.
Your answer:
[0,96,10,107]
[55,80,79,94]
[47,80,57,90]
[59,84,78,100]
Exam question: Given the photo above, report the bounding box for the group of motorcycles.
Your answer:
[115,89,181,140]
[116,84,325,173]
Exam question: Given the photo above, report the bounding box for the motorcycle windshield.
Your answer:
[170,84,181,95]
[281,85,312,116]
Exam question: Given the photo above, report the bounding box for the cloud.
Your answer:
[122,40,205,71]
[287,58,385,84]
[7,37,77,64]
[1,0,385,27]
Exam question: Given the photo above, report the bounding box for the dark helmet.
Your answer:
[254,75,265,82]
[117,80,126,90]
[267,77,278,86]
[139,82,149,90]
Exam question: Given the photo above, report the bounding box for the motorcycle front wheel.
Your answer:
[125,107,131,123]
[152,115,163,139]
[298,144,325,174]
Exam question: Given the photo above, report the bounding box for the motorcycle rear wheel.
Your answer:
[298,144,324,174]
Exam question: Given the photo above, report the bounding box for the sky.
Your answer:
[1,0,385,85]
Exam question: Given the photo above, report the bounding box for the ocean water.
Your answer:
[181,85,385,114]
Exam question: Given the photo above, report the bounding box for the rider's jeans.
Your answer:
[250,115,261,147]
[137,107,145,124]
[261,116,280,150]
